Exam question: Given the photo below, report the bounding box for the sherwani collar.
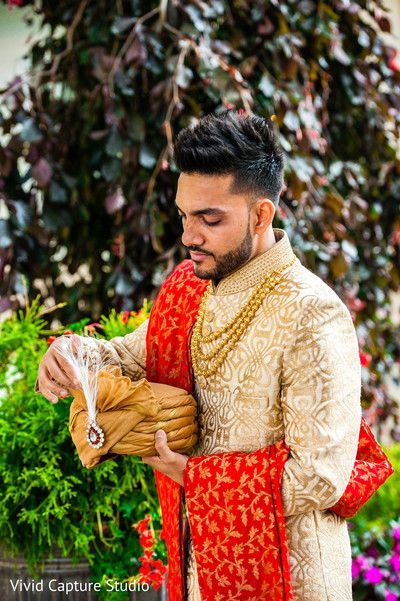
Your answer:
[210,228,296,295]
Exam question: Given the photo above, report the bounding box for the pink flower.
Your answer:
[389,554,400,571]
[352,554,370,579]
[364,566,384,584]
[385,591,398,601]
[393,527,400,541]
[352,559,362,579]
[85,322,102,334]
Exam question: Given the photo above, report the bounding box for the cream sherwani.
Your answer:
[97,228,362,601]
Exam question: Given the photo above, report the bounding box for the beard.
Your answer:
[190,219,253,281]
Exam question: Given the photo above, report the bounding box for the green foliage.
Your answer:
[0,0,399,435]
[350,443,400,536]
[0,297,164,599]
[99,303,152,339]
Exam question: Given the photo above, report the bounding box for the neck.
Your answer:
[250,226,277,260]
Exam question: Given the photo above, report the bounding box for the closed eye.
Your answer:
[178,214,221,227]
[204,220,221,227]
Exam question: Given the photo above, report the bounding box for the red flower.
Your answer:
[360,351,372,367]
[133,514,168,590]
[391,223,400,246]
[47,335,57,345]
[63,329,74,335]
[348,298,366,312]
[140,530,155,548]
[388,49,399,72]
[150,558,166,571]
[122,311,131,324]
[133,514,151,533]
[139,563,151,577]
[139,550,153,562]
[150,572,165,589]
[138,573,151,586]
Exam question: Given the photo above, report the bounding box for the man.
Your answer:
[37,110,362,601]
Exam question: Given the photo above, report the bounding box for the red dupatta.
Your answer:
[145,259,394,601]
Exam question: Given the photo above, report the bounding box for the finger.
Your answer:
[154,430,175,462]
[44,355,79,391]
[42,365,70,396]
[141,456,163,469]
[37,364,70,401]
[39,386,59,404]
[36,367,59,399]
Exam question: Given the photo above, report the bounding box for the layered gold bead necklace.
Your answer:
[191,255,297,378]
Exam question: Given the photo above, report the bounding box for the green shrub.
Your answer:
[0,297,164,599]
[350,443,400,536]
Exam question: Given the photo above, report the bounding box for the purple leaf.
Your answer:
[105,187,126,214]
[32,158,52,187]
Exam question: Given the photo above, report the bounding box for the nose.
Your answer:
[181,219,205,248]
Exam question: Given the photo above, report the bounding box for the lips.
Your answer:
[190,252,209,261]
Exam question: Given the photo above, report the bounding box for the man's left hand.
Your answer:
[141,429,189,486]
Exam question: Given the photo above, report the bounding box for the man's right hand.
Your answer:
[36,334,82,404]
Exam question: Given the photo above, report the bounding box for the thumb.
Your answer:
[154,430,173,460]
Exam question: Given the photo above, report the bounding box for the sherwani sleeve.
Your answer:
[279,295,362,517]
[93,318,149,381]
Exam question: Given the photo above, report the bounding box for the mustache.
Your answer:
[186,246,214,257]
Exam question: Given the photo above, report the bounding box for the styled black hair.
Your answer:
[173,110,284,206]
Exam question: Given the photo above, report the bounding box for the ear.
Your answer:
[253,199,275,233]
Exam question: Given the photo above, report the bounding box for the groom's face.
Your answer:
[175,173,256,280]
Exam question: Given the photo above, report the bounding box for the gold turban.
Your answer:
[69,366,198,469]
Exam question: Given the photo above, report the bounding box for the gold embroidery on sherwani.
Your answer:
[99,228,361,601]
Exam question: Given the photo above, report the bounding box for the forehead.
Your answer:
[175,173,247,210]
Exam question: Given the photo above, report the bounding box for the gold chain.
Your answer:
[191,255,297,378]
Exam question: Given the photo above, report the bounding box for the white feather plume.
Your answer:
[53,335,112,425]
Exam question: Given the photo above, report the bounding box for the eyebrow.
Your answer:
[175,203,227,217]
